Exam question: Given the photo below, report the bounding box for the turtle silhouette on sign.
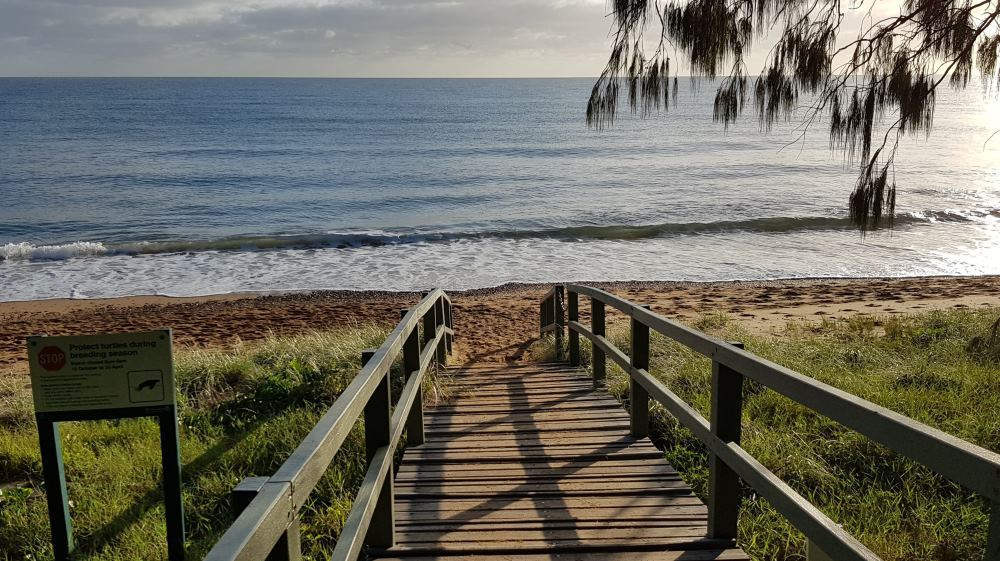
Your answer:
[136,379,160,392]
[128,370,166,403]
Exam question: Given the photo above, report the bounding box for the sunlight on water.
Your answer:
[1,78,999,300]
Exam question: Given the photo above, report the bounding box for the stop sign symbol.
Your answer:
[38,346,66,372]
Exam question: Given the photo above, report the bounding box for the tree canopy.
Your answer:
[588,0,1000,230]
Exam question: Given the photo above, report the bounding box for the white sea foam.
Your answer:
[0,241,109,261]
[1,221,998,301]
[1,207,993,264]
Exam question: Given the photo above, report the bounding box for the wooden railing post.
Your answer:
[568,290,580,366]
[629,311,650,439]
[538,300,545,339]
[361,349,394,549]
[591,297,606,387]
[806,540,834,561]
[987,501,1000,561]
[708,341,745,541]
[401,309,425,446]
[422,294,436,365]
[555,285,565,360]
[231,477,301,561]
[444,299,453,355]
[434,297,446,363]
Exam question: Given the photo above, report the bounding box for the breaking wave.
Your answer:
[0,241,110,261]
[1,209,990,263]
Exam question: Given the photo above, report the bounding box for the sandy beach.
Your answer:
[2,275,999,376]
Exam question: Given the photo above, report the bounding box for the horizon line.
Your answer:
[0,75,723,80]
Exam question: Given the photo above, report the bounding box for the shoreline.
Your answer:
[4,272,1000,308]
[3,275,999,374]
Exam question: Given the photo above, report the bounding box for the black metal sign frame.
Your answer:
[35,404,184,561]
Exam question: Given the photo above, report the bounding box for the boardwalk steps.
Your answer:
[374,363,749,560]
[202,287,1000,561]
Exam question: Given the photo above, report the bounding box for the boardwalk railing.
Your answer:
[538,285,564,358]
[205,289,454,561]
[540,283,1000,561]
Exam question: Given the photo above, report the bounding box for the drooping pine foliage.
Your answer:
[588,0,1000,230]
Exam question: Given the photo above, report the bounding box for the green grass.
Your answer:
[0,325,451,561]
[537,307,1000,561]
[4,309,998,561]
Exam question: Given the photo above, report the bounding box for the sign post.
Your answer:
[27,329,184,561]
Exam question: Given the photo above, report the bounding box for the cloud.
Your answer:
[0,0,613,76]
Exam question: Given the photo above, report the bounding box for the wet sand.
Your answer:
[3,276,999,375]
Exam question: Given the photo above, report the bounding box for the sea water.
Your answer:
[1,78,998,300]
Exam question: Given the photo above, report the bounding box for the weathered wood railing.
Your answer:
[538,285,564,359]
[205,289,454,561]
[539,283,1000,561]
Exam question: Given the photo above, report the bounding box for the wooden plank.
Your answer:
[427,399,622,414]
[395,518,707,533]
[407,444,658,457]
[395,525,709,542]
[394,495,704,512]
[446,385,602,396]
[426,405,623,417]
[424,420,633,436]
[373,362,749,561]
[451,365,583,373]
[376,549,749,561]
[432,403,616,415]
[449,386,597,396]
[401,444,660,459]
[409,434,653,448]
[447,364,575,372]
[393,481,690,497]
[395,474,685,488]
[401,448,663,463]
[447,387,606,396]
[395,506,706,525]
[385,535,736,553]
[449,369,580,377]
[395,472,682,486]
[422,409,631,425]
[396,458,674,475]
[410,429,637,442]
[450,371,584,377]
[408,432,641,445]
[450,385,595,396]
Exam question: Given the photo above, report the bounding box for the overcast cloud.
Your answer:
[0,0,619,76]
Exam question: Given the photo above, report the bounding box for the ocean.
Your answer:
[1,77,998,301]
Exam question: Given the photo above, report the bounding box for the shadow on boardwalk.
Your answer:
[377,362,750,560]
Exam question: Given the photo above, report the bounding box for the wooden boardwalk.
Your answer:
[376,363,749,560]
[202,288,1000,561]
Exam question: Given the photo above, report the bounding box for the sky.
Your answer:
[0,0,618,77]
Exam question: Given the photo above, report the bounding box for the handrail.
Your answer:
[205,289,454,561]
[550,283,1000,561]
[538,285,564,357]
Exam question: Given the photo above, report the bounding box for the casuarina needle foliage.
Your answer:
[588,0,1000,231]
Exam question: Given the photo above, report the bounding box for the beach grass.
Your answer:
[548,309,1000,561]
[2,307,998,561]
[535,306,1000,560]
[0,324,454,561]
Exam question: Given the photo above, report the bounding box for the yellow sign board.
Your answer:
[27,330,174,413]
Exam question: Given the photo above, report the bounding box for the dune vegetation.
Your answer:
[2,307,998,560]
[534,306,1000,561]
[0,324,457,561]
